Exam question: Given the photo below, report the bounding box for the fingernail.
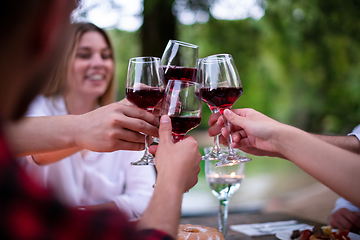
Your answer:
[224,109,231,117]
[161,115,170,123]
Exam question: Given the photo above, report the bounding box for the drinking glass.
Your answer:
[200,54,251,166]
[126,57,165,165]
[161,79,202,143]
[161,40,199,84]
[204,146,246,237]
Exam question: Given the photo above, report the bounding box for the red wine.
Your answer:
[200,87,243,114]
[170,116,201,142]
[206,103,217,112]
[126,88,165,111]
[162,66,197,84]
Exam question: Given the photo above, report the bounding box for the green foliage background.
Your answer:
[108,0,360,135]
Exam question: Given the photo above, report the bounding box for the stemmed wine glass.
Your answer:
[161,40,199,84]
[204,146,246,238]
[200,54,251,166]
[126,57,165,165]
[161,79,202,143]
[197,58,224,160]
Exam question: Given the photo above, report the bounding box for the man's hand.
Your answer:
[208,108,287,159]
[150,115,201,193]
[75,102,159,152]
[329,208,360,233]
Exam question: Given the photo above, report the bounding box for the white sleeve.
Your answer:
[111,151,156,221]
[332,197,360,213]
[347,124,360,141]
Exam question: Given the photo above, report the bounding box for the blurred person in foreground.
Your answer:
[17,22,155,219]
[324,125,360,232]
[0,0,201,239]
[208,108,360,214]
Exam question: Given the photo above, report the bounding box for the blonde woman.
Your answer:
[18,23,155,220]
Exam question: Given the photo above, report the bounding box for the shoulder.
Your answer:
[26,95,67,117]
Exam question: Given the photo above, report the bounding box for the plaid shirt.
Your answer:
[0,127,173,240]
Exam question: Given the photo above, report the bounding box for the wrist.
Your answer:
[271,124,302,159]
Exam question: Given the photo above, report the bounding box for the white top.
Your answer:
[332,124,360,213]
[17,95,155,221]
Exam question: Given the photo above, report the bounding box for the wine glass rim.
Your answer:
[167,79,201,87]
[169,39,199,49]
[129,56,161,63]
[202,54,233,63]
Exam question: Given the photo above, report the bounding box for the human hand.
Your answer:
[208,108,287,158]
[74,102,159,152]
[328,208,360,233]
[151,115,201,193]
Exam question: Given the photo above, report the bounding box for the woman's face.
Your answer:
[67,31,114,100]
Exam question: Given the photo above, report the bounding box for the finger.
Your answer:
[208,125,222,137]
[223,109,246,128]
[114,117,160,138]
[113,129,147,144]
[149,145,158,155]
[158,115,172,145]
[231,131,241,142]
[118,98,133,106]
[121,104,159,126]
[221,127,230,139]
[208,112,221,126]
[113,140,145,151]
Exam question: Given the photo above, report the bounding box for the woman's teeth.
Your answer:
[89,75,104,80]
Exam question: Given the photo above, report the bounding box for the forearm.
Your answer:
[312,134,360,154]
[5,115,79,157]
[137,174,183,239]
[31,147,81,165]
[275,125,360,207]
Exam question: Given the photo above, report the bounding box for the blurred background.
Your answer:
[73,0,360,223]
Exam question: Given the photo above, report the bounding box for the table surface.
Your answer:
[180,211,323,240]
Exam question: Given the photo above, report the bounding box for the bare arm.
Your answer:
[137,115,202,238]
[311,134,360,154]
[5,102,159,161]
[218,108,360,208]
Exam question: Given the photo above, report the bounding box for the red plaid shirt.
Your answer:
[0,126,173,240]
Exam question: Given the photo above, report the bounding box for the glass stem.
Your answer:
[218,198,229,237]
[212,134,221,153]
[144,134,150,155]
[222,114,237,156]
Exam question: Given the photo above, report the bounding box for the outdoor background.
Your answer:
[74,0,360,223]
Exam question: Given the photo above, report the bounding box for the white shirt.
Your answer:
[332,124,360,213]
[17,95,155,221]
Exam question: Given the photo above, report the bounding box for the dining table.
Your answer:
[180,211,324,240]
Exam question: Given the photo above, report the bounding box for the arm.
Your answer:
[216,108,360,208]
[311,134,360,154]
[5,102,159,162]
[138,115,202,238]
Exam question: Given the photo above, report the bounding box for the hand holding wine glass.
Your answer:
[126,57,165,165]
[200,54,251,166]
[161,79,202,143]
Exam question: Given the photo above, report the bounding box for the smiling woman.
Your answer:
[17,22,156,220]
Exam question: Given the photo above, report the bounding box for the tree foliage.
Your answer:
[111,0,360,134]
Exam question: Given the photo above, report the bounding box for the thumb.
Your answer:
[158,115,172,144]
[223,109,245,128]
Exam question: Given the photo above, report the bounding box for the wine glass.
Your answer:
[161,40,199,84]
[126,57,165,165]
[204,146,246,237]
[161,79,202,143]
[200,54,251,166]
[198,58,225,160]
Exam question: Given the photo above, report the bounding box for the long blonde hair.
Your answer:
[43,22,116,106]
